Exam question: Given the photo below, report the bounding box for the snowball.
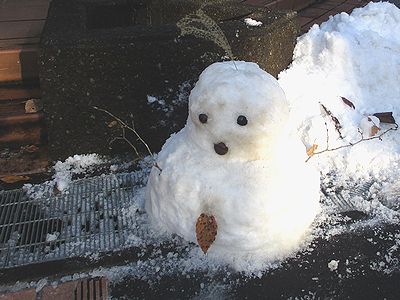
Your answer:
[46,232,59,242]
[328,260,339,271]
[53,154,104,192]
[146,61,320,272]
[244,18,262,27]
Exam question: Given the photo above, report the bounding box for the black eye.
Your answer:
[237,115,248,126]
[199,114,208,124]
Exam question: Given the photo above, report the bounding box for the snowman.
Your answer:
[146,61,320,269]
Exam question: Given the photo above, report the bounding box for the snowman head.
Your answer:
[187,61,289,161]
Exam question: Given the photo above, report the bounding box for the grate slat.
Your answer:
[0,173,140,269]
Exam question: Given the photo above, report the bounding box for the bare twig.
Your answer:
[93,106,162,172]
[306,123,398,162]
[323,121,329,151]
[320,103,344,139]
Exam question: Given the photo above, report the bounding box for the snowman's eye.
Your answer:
[237,115,248,126]
[199,114,208,124]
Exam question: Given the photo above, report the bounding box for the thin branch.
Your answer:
[93,106,162,172]
[320,103,344,139]
[109,127,140,158]
[306,123,398,162]
[323,121,329,151]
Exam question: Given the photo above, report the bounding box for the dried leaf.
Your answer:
[320,103,344,139]
[25,99,42,114]
[108,120,118,128]
[0,175,30,183]
[373,112,396,124]
[53,184,61,195]
[306,144,318,157]
[371,125,380,136]
[341,97,355,109]
[196,213,218,254]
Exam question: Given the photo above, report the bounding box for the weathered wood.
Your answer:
[0,37,40,49]
[0,86,41,101]
[0,47,38,82]
[0,20,45,40]
[0,5,49,22]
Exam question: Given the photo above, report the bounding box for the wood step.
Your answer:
[0,47,39,83]
[0,111,44,125]
[0,85,42,115]
[0,125,43,146]
[0,110,45,146]
[0,145,49,180]
[0,0,49,50]
[0,86,41,101]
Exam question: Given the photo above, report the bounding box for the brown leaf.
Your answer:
[0,175,30,184]
[341,97,355,110]
[25,99,42,114]
[373,112,396,124]
[107,120,118,128]
[371,125,380,136]
[53,184,61,195]
[306,144,318,157]
[196,213,218,254]
[320,103,343,139]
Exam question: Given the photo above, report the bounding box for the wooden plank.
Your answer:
[0,47,38,82]
[0,20,45,40]
[0,145,48,177]
[0,124,42,146]
[0,86,41,101]
[0,111,43,126]
[0,37,40,49]
[0,5,49,22]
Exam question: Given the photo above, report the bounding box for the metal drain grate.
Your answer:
[0,172,146,269]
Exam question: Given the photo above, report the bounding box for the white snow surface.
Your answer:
[146,61,321,271]
[328,259,339,271]
[52,154,105,192]
[244,18,262,27]
[279,2,400,183]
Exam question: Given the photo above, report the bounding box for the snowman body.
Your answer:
[146,61,320,267]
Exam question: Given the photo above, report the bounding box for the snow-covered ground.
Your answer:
[2,2,400,298]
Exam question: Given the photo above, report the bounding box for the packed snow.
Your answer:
[3,2,400,296]
[146,61,321,271]
[52,154,105,192]
[328,259,339,271]
[279,2,400,186]
[147,1,400,273]
[244,18,262,27]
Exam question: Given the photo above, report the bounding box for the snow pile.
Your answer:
[146,61,320,272]
[279,2,400,184]
[244,18,262,27]
[53,154,105,192]
[24,154,105,198]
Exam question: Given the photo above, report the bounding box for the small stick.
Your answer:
[306,123,398,162]
[93,106,162,172]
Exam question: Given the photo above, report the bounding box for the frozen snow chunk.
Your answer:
[328,259,339,271]
[46,232,59,242]
[244,18,262,27]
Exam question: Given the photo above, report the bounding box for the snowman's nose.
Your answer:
[214,142,228,155]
